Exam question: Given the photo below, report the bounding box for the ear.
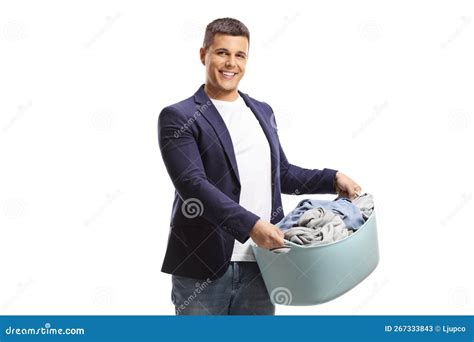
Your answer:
[199,47,206,66]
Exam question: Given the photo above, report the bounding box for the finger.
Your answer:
[277,237,285,248]
[354,185,362,195]
[341,190,350,198]
[350,188,362,199]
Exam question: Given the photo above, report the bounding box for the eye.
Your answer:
[217,51,227,56]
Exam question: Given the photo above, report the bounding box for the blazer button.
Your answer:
[232,188,239,195]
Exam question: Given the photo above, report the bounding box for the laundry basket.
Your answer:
[251,212,379,306]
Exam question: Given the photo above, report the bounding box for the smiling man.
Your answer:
[158,18,361,315]
[200,31,247,101]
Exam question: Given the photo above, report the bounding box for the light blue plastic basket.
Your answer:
[251,212,379,306]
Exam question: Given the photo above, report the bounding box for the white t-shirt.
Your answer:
[210,95,272,261]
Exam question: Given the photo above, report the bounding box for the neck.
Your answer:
[204,84,238,101]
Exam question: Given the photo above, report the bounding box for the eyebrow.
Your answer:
[214,48,247,57]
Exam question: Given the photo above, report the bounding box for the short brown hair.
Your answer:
[203,18,250,50]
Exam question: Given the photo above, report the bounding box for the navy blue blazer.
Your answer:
[158,85,337,279]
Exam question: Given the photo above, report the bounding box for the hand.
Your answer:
[249,219,285,250]
[335,171,362,200]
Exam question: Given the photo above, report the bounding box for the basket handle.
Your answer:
[268,240,303,253]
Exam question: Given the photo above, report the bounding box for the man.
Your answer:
[158,18,361,315]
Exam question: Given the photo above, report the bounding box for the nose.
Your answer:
[225,55,236,68]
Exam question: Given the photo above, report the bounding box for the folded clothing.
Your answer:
[351,193,374,220]
[271,194,375,253]
[285,208,353,246]
[298,207,345,231]
[273,208,354,253]
[276,197,365,231]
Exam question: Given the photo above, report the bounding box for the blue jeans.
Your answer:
[171,262,275,315]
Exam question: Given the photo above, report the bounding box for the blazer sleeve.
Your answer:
[279,143,338,195]
[268,105,338,195]
[158,106,260,244]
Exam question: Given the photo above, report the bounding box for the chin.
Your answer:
[217,84,237,92]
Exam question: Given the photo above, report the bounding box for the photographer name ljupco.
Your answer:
[384,325,467,334]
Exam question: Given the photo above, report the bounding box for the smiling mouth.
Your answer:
[219,71,238,79]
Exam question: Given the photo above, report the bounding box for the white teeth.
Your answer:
[222,72,235,76]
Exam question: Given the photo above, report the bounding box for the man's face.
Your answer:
[200,33,249,100]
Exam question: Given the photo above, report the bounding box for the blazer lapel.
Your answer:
[194,85,241,186]
[193,85,278,192]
